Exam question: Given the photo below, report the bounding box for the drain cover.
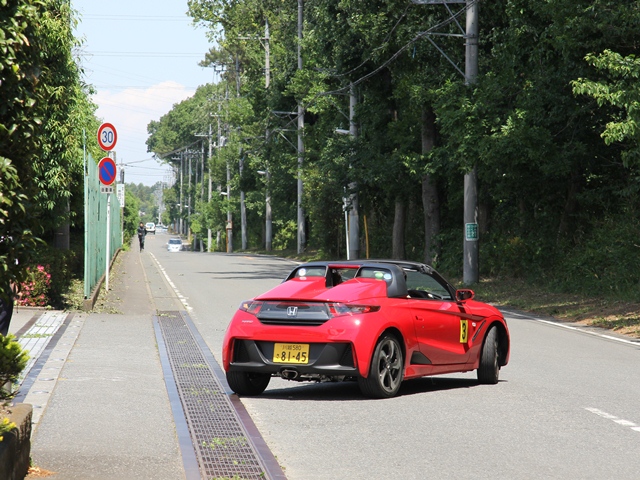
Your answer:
[156,311,282,479]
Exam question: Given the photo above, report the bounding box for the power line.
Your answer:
[318,0,478,97]
[82,51,204,58]
[81,15,188,22]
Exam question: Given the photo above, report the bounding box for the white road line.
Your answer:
[149,252,193,311]
[585,407,639,433]
[501,309,640,347]
[534,319,640,346]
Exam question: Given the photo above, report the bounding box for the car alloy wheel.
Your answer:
[358,334,404,398]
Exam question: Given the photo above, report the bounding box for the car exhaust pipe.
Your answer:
[280,368,299,380]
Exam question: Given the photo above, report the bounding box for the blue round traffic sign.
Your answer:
[98,157,117,186]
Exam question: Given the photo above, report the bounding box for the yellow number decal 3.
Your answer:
[460,319,469,343]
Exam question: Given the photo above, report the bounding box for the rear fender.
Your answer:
[355,326,405,378]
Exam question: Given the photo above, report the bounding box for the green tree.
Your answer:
[573,50,640,170]
[165,0,640,297]
[1,0,101,302]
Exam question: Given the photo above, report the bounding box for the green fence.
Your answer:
[84,153,122,299]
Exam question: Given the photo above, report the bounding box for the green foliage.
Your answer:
[553,216,640,299]
[272,220,297,251]
[123,189,142,246]
[0,159,38,297]
[138,0,640,299]
[572,49,640,168]
[0,335,29,402]
[0,417,17,442]
[1,0,101,305]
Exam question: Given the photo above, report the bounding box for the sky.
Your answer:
[72,0,216,186]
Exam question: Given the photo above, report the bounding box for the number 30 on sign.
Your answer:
[97,123,118,151]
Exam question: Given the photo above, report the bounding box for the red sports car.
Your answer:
[222,260,510,398]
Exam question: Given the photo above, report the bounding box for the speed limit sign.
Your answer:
[97,122,118,151]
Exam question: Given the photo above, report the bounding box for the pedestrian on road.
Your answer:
[137,222,147,252]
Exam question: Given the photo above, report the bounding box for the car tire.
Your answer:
[477,326,500,384]
[358,334,404,398]
[226,371,271,396]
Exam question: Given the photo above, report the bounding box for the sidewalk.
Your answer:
[16,248,187,479]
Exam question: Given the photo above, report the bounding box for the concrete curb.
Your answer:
[0,403,32,480]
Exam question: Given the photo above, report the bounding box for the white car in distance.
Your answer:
[167,238,182,252]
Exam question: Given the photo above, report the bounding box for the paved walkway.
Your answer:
[11,248,186,479]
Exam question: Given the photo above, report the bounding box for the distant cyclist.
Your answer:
[137,222,147,252]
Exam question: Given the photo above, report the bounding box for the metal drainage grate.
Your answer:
[157,311,273,480]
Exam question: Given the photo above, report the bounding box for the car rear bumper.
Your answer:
[227,339,358,377]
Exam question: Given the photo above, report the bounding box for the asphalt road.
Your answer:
[146,233,640,480]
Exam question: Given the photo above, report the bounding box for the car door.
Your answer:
[406,270,470,365]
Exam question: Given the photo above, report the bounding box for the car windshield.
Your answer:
[168,239,181,245]
[404,270,452,300]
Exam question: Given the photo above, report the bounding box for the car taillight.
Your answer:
[239,300,263,314]
[327,303,380,317]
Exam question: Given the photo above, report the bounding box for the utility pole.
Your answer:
[195,127,214,252]
[463,0,479,285]
[412,0,479,284]
[188,150,192,241]
[348,83,360,259]
[265,19,272,250]
[264,168,272,251]
[216,108,222,251]
[199,139,205,252]
[240,150,247,250]
[265,18,270,88]
[297,0,305,254]
[171,153,184,235]
[208,124,213,251]
[226,146,233,253]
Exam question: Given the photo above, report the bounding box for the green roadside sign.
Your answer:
[465,223,479,241]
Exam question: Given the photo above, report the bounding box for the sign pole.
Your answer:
[97,122,118,292]
[106,192,111,291]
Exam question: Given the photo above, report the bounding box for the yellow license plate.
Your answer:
[273,343,309,364]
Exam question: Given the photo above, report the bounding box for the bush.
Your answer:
[20,241,82,308]
[553,217,640,299]
[15,265,51,307]
[0,335,29,402]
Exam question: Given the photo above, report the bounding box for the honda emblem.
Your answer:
[287,306,298,317]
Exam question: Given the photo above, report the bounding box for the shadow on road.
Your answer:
[252,376,495,402]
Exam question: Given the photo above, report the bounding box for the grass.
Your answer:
[467,276,640,339]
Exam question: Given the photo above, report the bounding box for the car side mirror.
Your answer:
[456,289,475,302]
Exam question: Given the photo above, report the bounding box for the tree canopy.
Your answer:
[1,0,102,297]
[146,0,640,297]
